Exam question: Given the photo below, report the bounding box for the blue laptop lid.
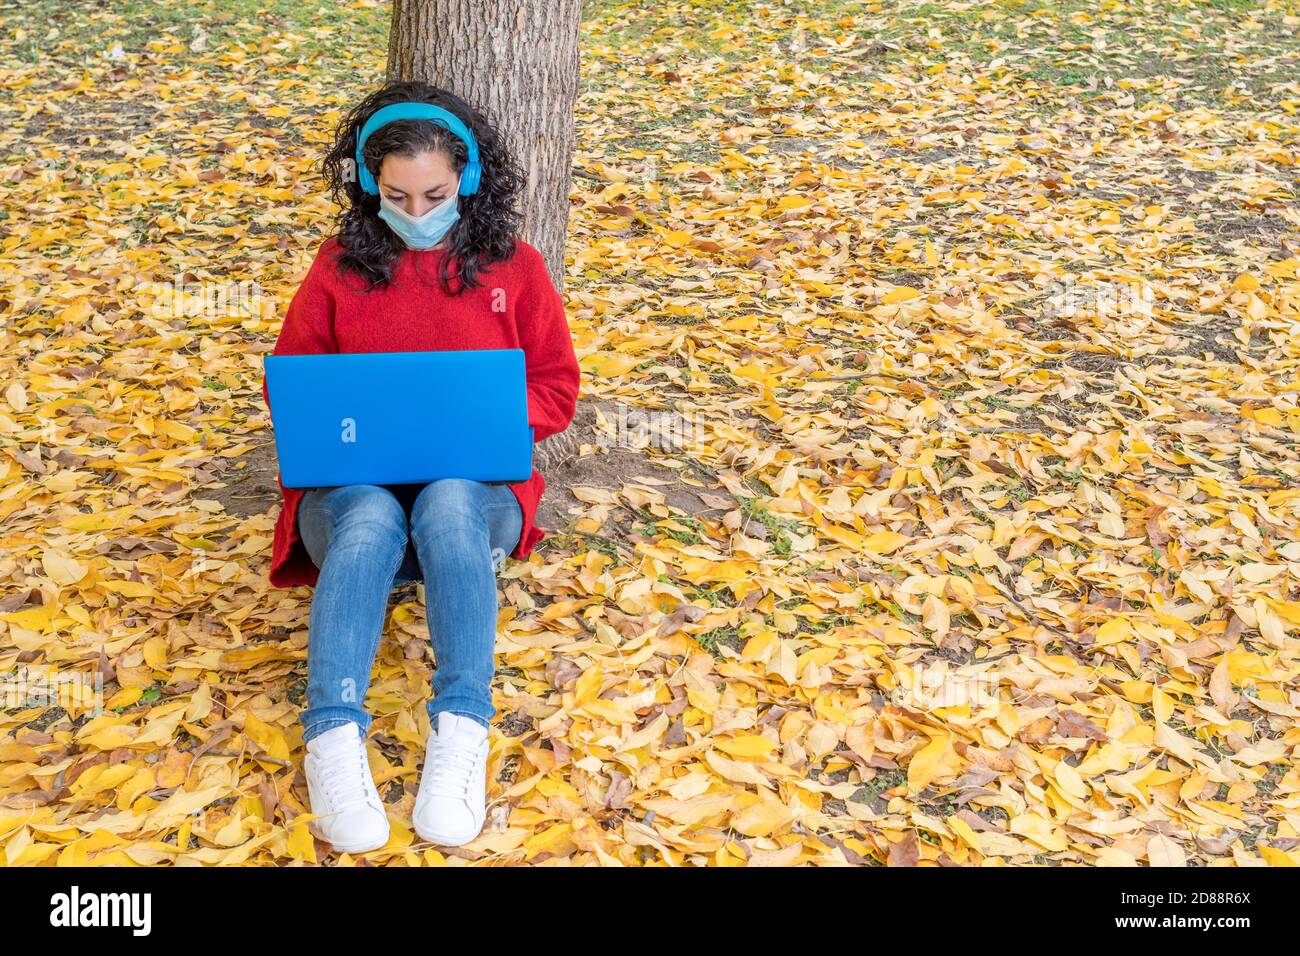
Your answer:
[264,348,533,488]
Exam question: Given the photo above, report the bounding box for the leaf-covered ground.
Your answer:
[0,0,1298,866]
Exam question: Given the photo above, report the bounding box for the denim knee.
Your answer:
[313,484,409,557]
[409,478,486,546]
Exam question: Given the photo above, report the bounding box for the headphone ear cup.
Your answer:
[459,161,481,196]
[357,159,377,195]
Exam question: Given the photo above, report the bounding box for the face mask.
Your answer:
[377,181,460,250]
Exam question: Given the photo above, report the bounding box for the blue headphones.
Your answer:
[354,101,482,197]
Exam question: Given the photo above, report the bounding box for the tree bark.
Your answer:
[387,0,581,294]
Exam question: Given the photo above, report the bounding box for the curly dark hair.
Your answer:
[321,81,525,294]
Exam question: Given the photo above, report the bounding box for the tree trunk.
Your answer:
[386,0,581,294]
[386,0,671,500]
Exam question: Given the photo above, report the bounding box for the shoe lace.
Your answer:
[317,740,373,808]
[424,736,483,799]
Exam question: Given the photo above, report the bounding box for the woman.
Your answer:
[261,81,580,853]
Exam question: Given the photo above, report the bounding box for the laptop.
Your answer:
[264,348,534,488]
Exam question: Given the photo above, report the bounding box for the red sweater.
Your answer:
[260,236,580,588]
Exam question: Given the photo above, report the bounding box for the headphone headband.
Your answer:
[354,101,482,197]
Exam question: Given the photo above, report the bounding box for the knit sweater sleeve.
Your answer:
[512,243,580,444]
[261,239,340,415]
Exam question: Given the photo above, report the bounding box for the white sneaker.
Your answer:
[412,712,490,846]
[303,722,390,854]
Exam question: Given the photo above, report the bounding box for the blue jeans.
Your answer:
[295,478,522,744]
